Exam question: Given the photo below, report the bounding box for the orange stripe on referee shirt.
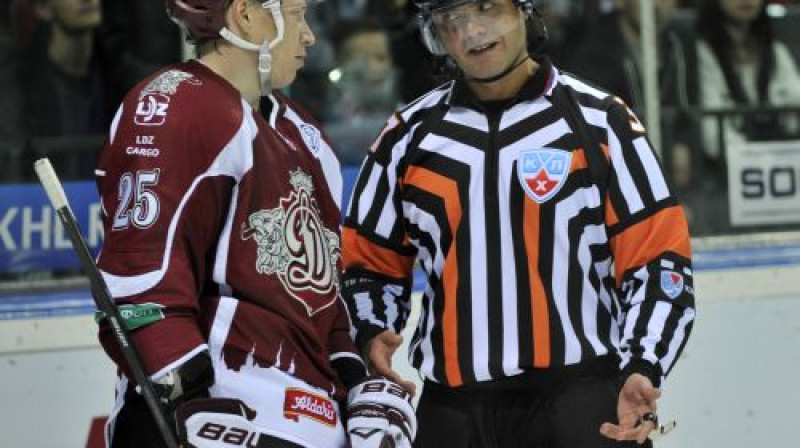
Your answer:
[341,227,415,279]
[523,196,551,367]
[571,148,589,173]
[405,166,463,386]
[609,205,691,286]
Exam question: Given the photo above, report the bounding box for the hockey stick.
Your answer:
[34,158,179,448]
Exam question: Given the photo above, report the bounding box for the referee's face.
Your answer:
[433,0,527,81]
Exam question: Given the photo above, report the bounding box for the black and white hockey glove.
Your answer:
[347,376,416,448]
[175,397,305,448]
[153,349,214,406]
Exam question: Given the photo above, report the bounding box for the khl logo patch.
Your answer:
[660,271,684,299]
[517,149,572,203]
[299,123,323,156]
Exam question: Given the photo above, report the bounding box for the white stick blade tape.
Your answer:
[34,158,70,210]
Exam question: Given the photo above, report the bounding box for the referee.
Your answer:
[341,0,695,446]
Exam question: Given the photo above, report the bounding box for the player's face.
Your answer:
[261,0,316,89]
[433,0,527,81]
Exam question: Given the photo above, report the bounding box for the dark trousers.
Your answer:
[414,357,652,448]
[109,390,172,448]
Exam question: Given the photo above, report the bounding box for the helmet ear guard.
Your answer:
[418,13,449,56]
[525,3,548,56]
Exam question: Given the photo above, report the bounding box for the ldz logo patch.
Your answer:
[134,69,202,126]
[517,149,573,203]
[134,93,170,126]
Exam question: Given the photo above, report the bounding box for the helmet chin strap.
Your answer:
[467,51,530,84]
[219,1,285,95]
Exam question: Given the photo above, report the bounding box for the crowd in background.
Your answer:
[1,0,800,235]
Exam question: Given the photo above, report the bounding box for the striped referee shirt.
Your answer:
[341,57,695,388]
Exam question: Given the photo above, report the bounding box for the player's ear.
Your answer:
[228,0,255,35]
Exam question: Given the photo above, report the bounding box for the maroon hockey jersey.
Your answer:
[96,60,357,399]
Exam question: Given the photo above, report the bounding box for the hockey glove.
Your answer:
[153,349,214,406]
[175,397,255,447]
[347,376,416,448]
[174,397,304,448]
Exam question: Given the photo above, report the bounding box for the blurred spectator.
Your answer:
[20,0,113,138]
[567,0,693,121]
[696,0,800,161]
[687,0,800,235]
[290,0,413,119]
[328,18,399,118]
[0,1,8,29]
[536,0,590,66]
[1,1,25,186]
[0,2,24,140]
[324,18,401,164]
[566,0,699,189]
[387,1,439,103]
[97,0,182,108]
[308,0,409,30]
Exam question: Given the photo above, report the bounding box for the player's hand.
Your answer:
[366,330,416,396]
[599,373,661,444]
[153,350,214,406]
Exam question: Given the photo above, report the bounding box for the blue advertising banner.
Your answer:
[0,182,102,273]
[0,167,362,274]
[341,165,359,218]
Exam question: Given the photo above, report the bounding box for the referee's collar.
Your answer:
[447,56,557,110]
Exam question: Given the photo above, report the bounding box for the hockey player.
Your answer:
[341,0,695,446]
[95,0,414,446]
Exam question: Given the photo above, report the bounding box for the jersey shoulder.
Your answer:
[121,61,245,134]
[107,61,249,164]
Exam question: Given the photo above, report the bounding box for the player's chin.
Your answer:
[271,72,298,90]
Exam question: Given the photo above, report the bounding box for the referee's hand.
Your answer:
[366,330,417,397]
[599,373,661,444]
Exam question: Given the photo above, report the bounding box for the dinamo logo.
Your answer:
[242,169,340,315]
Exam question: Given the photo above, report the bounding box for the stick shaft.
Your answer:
[35,159,178,448]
